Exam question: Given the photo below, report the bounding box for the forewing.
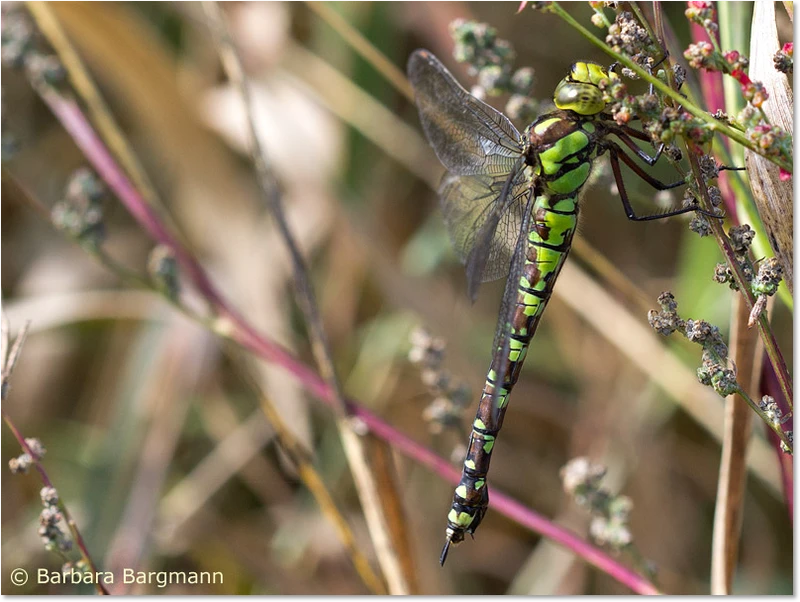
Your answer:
[439,167,531,289]
[408,49,523,176]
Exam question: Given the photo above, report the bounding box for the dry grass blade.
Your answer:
[304,1,415,102]
[281,41,441,188]
[359,437,419,594]
[232,355,386,594]
[710,296,762,594]
[5,291,168,333]
[744,1,794,294]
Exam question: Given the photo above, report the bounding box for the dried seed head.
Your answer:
[728,224,755,255]
[697,154,720,181]
[606,11,655,69]
[684,319,718,344]
[689,214,712,237]
[561,457,606,496]
[52,168,107,246]
[706,186,722,207]
[751,256,783,296]
[713,263,738,290]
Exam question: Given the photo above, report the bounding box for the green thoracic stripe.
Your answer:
[539,130,590,174]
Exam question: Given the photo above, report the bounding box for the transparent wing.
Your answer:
[439,167,531,291]
[408,49,523,176]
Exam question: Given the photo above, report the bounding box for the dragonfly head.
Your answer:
[553,61,617,116]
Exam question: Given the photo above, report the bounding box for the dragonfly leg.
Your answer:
[607,145,722,221]
[612,129,664,166]
[608,142,686,191]
[613,128,746,172]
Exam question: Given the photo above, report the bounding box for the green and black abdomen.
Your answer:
[444,112,596,545]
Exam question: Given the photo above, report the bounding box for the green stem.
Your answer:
[546,2,793,173]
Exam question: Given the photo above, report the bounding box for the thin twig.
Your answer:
[2,321,109,595]
[304,1,415,102]
[764,364,794,522]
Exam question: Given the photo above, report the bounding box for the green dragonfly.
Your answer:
[407,49,716,565]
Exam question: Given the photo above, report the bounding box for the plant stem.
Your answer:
[2,410,109,595]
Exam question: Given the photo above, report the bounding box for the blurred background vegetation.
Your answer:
[2,1,792,595]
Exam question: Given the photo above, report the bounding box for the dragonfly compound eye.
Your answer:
[553,80,605,115]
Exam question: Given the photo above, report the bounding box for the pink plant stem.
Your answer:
[41,89,660,595]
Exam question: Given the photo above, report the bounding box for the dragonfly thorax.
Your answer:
[553,61,617,116]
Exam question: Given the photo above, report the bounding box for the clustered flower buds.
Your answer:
[1,6,66,86]
[713,223,785,326]
[751,257,783,296]
[51,168,107,247]
[449,19,539,123]
[683,42,769,109]
[39,487,72,554]
[409,328,471,435]
[759,397,793,453]
[712,221,783,324]
[684,1,716,32]
[684,42,727,71]
[737,111,794,181]
[605,11,659,71]
[680,6,793,177]
[648,292,737,397]
[728,223,755,255]
[683,44,770,108]
[649,291,792,452]
[561,457,634,551]
[8,438,46,474]
[712,262,737,289]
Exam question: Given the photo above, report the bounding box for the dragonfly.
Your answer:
[407,49,716,565]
